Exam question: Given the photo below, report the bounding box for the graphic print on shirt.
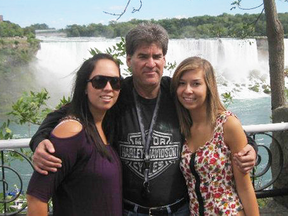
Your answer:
[119,129,180,179]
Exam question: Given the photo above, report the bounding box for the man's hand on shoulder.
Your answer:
[32,139,62,175]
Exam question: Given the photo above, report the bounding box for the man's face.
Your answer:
[127,43,166,89]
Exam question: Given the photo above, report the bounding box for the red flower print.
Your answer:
[218,187,224,193]
[206,192,211,199]
[225,210,231,214]
[182,112,243,215]
[226,176,231,181]
[201,186,208,193]
[210,158,216,164]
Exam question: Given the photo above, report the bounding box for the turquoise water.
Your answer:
[229,97,271,125]
[230,97,274,189]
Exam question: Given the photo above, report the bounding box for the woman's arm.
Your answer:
[26,194,48,216]
[233,132,257,174]
[224,116,259,216]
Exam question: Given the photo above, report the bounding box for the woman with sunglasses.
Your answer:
[26,53,122,216]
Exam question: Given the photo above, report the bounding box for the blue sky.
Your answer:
[1,0,287,29]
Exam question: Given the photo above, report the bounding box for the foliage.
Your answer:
[7,89,71,126]
[55,96,71,110]
[30,23,50,30]
[221,92,234,108]
[0,37,40,79]
[284,88,288,100]
[0,119,13,140]
[0,89,71,139]
[249,84,260,92]
[64,13,288,38]
[90,37,126,67]
[0,185,27,214]
[0,21,24,37]
[0,21,39,38]
[8,89,52,126]
[90,37,132,76]
[165,61,177,72]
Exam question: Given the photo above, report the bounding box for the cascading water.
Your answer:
[32,37,123,105]
[167,38,261,80]
[167,38,270,99]
[33,36,288,102]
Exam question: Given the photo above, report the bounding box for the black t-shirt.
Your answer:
[115,76,187,206]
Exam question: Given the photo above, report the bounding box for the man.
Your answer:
[30,23,257,215]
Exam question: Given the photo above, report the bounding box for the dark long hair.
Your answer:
[68,53,120,159]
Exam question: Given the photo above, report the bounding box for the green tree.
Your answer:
[0,21,24,37]
[30,23,50,30]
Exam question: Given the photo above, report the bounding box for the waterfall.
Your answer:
[33,36,288,101]
[167,38,263,80]
[32,37,123,105]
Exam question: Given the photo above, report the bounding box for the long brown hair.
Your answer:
[171,56,225,138]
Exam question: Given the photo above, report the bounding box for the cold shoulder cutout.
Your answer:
[52,119,83,138]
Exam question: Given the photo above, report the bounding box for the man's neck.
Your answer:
[133,82,160,99]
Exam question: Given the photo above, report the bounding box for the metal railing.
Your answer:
[0,123,288,215]
[243,123,288,198]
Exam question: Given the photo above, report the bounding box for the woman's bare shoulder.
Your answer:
[52,119,83,138]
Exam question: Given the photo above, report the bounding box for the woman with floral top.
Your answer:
[171,56,259,216]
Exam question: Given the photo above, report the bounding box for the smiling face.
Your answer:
[86,59,120,116]
[127,43,166,96]
[176,68,208,112]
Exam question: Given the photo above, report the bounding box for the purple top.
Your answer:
[27,128,122,216]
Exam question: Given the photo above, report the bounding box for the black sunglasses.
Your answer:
[87,75,121,90]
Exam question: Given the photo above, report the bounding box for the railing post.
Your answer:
[272,106,288,208]
[0,151,7,214]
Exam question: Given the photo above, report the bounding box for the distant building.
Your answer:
[0,15,3,22]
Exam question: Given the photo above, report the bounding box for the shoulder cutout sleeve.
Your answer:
[52,120,83,138]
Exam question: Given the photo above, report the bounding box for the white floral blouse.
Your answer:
[180,111,243,216]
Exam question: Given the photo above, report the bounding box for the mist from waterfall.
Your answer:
[32,36,288,105]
